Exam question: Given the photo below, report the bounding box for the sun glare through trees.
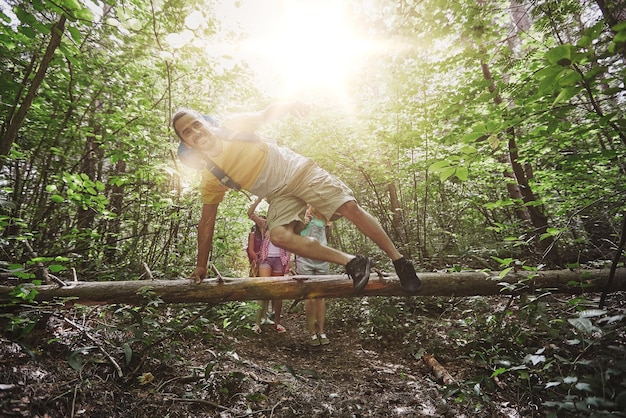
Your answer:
[212,0,372,100]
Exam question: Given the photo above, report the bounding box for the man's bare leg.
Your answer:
[270,223,371,291]
[337,200,422,292]
[270,203,421,293]
[335,200,403,261]
[270,224,352,265]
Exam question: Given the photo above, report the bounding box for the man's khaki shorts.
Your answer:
[266,161,355,232]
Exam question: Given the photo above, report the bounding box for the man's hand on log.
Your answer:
[189,267,207,284]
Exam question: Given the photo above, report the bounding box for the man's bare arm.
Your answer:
[191,203,219,284]
[247,196,267,230]
[223,101,310,133]
[261,101,310,123]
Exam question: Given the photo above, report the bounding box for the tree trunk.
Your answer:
[387,179,407,249]
[506,128,559,261]
[595,0,626,59]
[0,15,66,160]
[2,268,623,306]
[104,159,126,263]
[479,60,559,262]
[76,134,99,232]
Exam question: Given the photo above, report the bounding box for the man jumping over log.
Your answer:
[171,101,422,293]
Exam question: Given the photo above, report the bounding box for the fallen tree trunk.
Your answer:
[1,268,624,306]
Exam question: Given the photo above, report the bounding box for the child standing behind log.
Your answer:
[296,206,331,346]
[248,198,290,334]
[246,218,264,277]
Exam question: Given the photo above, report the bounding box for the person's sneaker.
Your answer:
[319,334,330,345]
[309,334,321,347]
[393,257,422,293]
[346,255,371,292]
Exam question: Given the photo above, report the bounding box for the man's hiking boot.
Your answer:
[393,257,422,293]
[346,255,371,292]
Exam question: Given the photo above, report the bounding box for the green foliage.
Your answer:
[0,0,270,284]
[429,145,478,182]
[1,0,624,279]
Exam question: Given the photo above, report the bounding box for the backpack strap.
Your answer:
[176,114,259,193]
[201,154,242,191]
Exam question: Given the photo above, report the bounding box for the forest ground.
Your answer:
[1,272,625,418]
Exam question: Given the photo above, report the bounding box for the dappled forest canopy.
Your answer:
[0,0,625,282]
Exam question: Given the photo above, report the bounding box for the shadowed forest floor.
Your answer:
[1,283,625,417]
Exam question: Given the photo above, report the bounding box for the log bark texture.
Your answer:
[1,268,624,306]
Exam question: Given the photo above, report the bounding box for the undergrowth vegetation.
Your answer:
[336,290,626,417]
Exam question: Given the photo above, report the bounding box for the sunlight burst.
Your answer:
[216,0,370,98]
